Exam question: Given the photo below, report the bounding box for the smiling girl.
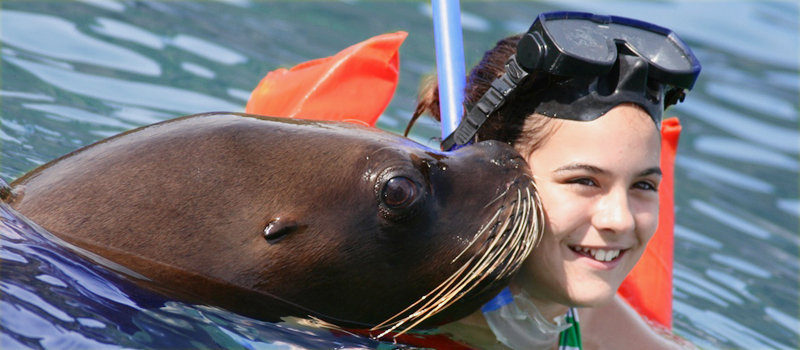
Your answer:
[410,12,700,349]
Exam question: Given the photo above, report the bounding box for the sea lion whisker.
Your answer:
[497,189,531,276]
[376,182,544,338]
[372,255,477,334]
[395,250,501,335]
[481,188,539,294]
[473,192,526,278]
[483,186,512,209]
[473,225,520,294]
[389,213,516,335]
[516,186,542,258]
[389,183,545,336]
[493,186,543,282]
[401,190,545,336]
[376,274,473,337]
[444,216,513,300]
[452,207,504,263]
[372,264,470,331]
[484,190,524,275]
[381,194,521,332]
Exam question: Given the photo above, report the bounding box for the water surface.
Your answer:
[1,1,798,349]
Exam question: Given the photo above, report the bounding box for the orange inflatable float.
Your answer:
[246,32,407,126]
[246,32,679,332]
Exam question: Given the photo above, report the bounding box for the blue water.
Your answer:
[1,1,798,349]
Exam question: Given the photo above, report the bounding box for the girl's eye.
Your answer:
[633,181,658,192]
[567,177,597,187]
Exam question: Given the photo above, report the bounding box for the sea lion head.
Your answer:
[8,113,542,333]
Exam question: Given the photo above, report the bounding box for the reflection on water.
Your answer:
[1,1,798,349]
[693,136,798,171]
[3,10,161,76]
[5,56,242,114]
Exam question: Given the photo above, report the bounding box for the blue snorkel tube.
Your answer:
[431,0,515,314]
[431,0,465,146]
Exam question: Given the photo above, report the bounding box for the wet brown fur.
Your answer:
[8,112,538,329]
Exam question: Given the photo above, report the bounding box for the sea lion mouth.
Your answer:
[370,179,544,338]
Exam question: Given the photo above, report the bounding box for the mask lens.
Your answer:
[608,23,693,72]
[542,16,694,74]
[545,19,615,65]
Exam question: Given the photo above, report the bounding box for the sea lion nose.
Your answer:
[468,140,528,170]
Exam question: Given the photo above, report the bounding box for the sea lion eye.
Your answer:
[381,176,419,209]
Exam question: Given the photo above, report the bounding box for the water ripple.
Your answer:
[5,56,242,114]
[710,253,772,279]
[1,248,27,263]
[765,307,800,334]
[764,69,800,92]
[170,34,248,65]
[91,17,166,49]
[674,264,743,306]
[76,0,125,12]
[681,98,799,155]
[181,62,216,79]
[674,224,723,250]
[777,198,799,217]
[674,300,792,349]
[417,3,491,33]
[705,82,797,122]
[1,300,62,339]
[227,88,253,102]
[36,274,68,288]
[693,136,799,171]
[689,199,772,240]
[1,10,161,76]
[0,90,55,102]
[76,318,106,328]
[0,333,27,349]
[704,269,758,302]
[23,103,133,129]
[109,105,171,126]
[1,283,75,322]
[677,155,775,194]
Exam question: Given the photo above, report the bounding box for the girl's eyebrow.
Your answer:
[553,163,663,177]
[553,163,605,175]
[639,167,663,177]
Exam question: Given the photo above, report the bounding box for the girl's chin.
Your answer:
[563,277,622,307]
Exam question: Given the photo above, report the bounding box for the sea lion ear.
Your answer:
[263,217,299,244]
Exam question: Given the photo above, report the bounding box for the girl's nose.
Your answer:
[592,187,635,235]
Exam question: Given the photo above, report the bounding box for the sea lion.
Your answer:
[5,112,542,333]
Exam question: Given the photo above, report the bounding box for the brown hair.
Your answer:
[406,34,558,154]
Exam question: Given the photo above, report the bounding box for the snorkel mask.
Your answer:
[441,11,701,151]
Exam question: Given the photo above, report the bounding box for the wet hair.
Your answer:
[406,34,559,153]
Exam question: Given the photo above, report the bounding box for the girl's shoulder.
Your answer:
[578,296,695,350]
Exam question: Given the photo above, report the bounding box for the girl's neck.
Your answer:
[510,284,570,321]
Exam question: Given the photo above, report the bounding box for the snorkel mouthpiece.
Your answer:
[441,11,701,151]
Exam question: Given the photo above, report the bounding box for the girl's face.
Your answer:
[515,104,662,308]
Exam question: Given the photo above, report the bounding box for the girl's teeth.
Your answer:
[572,246,621,262]
[596,249,607,261]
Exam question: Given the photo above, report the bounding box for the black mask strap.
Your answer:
[441,55,528,151]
